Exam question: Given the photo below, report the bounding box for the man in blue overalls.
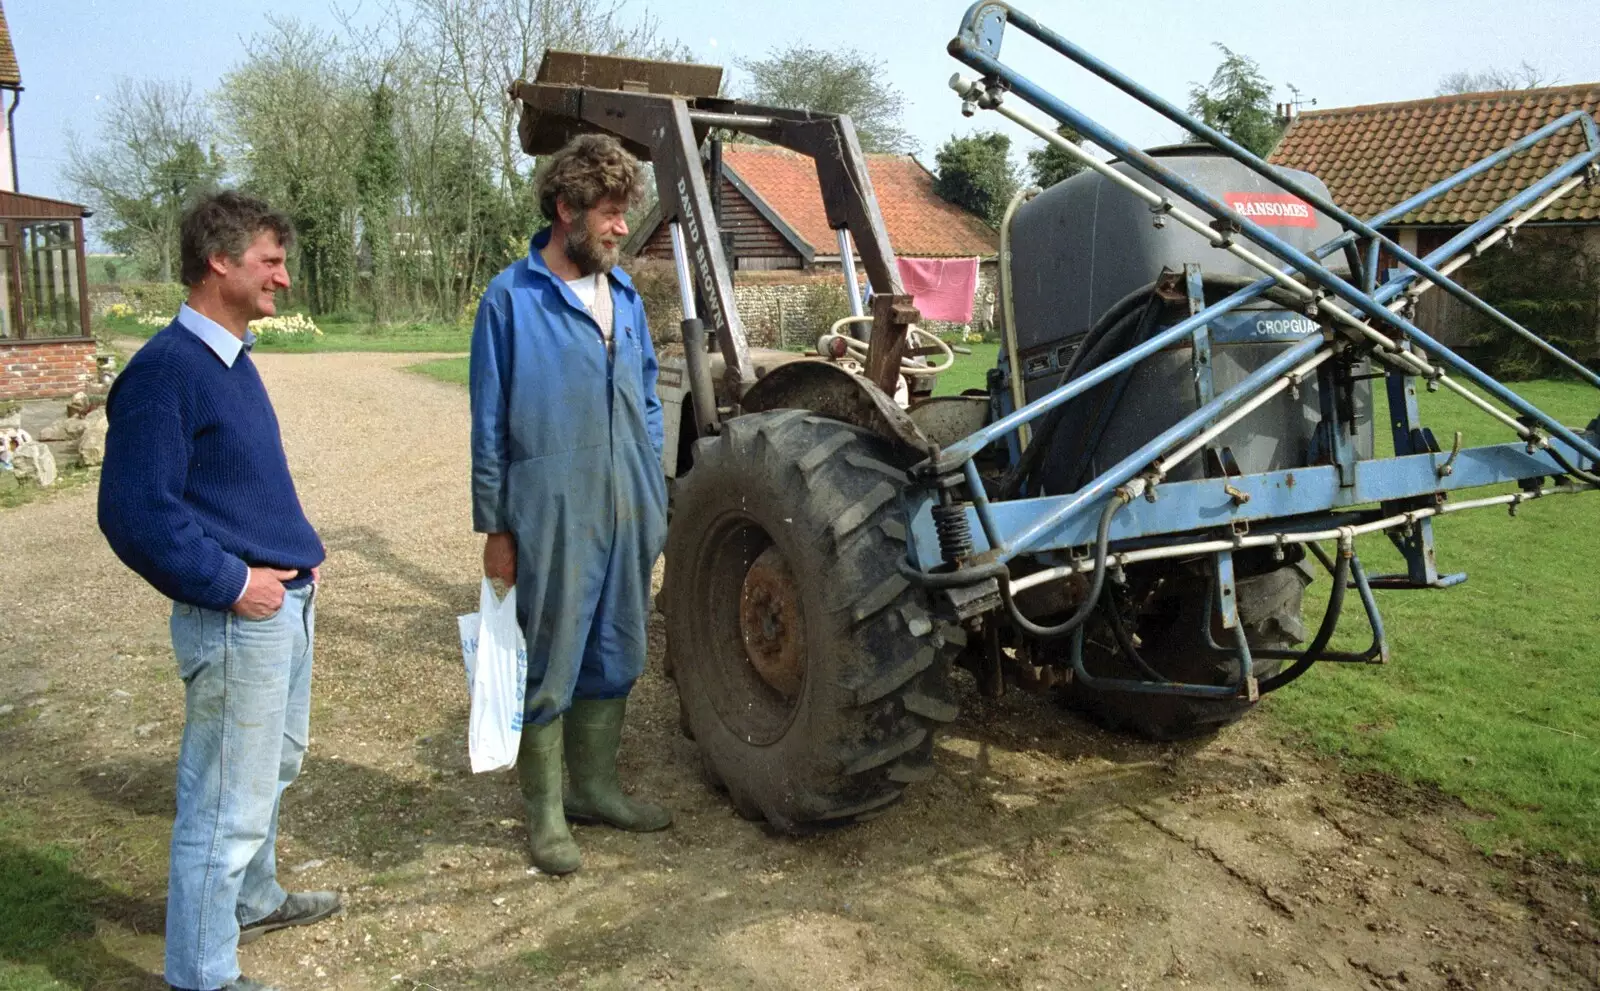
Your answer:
[469,134,671,874]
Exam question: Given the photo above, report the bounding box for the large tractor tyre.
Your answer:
[664,410,963,832]
[1059,565,1308,741]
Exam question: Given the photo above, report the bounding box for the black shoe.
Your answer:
[237,890,342,946]
[170,979,283,991]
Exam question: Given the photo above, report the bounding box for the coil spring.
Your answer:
[932,503,974,565]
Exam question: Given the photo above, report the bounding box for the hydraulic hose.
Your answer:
[996,290,1160,499]
[1074,280,1176,349]
[898,557,1010,588]
[1103,587,1175,683]
[1054,294,1170,492]
[997,273,1316,501]
[1103,549,1346,692]
[1254,541,1352,693]
[1545,444,1600,488]
[998,493,1125,639]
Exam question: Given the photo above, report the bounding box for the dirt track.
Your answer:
[1,351,1596,990]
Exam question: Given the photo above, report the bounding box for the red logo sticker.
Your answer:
[1224,192,1317,228]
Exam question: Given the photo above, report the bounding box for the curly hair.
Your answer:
[535,134,644,223]
[179,191,295,287]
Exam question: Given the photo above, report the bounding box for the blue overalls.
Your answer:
[469,230,667,725]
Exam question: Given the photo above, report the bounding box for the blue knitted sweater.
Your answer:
[98,320,324,610]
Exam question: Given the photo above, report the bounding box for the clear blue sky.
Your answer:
[11,0,1599,217]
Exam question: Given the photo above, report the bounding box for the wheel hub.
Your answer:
[739,546,806,699]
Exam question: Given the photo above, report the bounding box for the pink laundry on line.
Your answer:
[895,256,980,324]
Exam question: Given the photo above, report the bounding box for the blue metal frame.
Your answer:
[910,434,1595,568]
[1202,548,1389,661]
[935,52,1600,475]
[904,3,1600,698]
[953,3,1600,395]
[1185,264,1214,408]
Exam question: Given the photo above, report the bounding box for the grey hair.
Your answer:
[535,134,644,223]
[179,191,295,287]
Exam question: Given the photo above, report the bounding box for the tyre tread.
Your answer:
[666,411,960,832]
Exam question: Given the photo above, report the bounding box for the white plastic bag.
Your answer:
[457,578,528,773]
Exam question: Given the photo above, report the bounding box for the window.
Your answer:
[0,222,11,340]
[17,221,84,339]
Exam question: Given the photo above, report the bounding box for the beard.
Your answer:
[565,220,620,275]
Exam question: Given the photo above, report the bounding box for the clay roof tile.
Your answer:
[0,2,19,88]
[1271,82,1600,225]
[717,144,998,258]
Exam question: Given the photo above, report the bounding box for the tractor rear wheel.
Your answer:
[1059,565,1308,741]
[664,411,962,832]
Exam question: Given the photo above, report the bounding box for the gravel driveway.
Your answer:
[1,351,1595,991]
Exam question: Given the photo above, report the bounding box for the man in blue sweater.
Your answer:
[99,192,338,991]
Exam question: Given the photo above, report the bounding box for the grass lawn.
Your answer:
[408,355,470,386]
[0,467,99,513]
[933,342,1000,396]
[1262,376,1600,864]
[0,808,149,990]
[101,313,471,354]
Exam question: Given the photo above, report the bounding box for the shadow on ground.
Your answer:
[0,836,167,990]
[74,748,529,873]
[313,524,478,653]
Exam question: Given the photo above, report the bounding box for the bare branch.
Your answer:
[1436,61,1558,95]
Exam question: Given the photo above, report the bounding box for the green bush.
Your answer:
[793,281,856,343]
[119,282,188,317]
[1463,228,1600,380]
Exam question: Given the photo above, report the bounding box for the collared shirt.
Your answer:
[176,303,257,367]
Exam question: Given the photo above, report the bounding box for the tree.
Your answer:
[1027,125,1086,189]
[738,45,914,153]
[1437,62,1554,95]
[400,0,684,310]
[933,131,1018,228]
[218,18,366,315]
[1464,228,1597,380]
[67,0,688,320]
[411,0,686,196]
[62,79,223,282]
[1186,44,1283,158]
[355,82,403,321]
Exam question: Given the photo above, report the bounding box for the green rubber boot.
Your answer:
[517,718,582,875]
[563,698,673,832]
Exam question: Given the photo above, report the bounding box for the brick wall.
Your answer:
[0,341,100,401]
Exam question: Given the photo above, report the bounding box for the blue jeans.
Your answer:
[164,585,315,990]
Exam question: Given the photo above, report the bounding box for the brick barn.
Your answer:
[625,144,1000,345]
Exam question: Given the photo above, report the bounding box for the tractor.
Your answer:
[509,2,1600,833]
